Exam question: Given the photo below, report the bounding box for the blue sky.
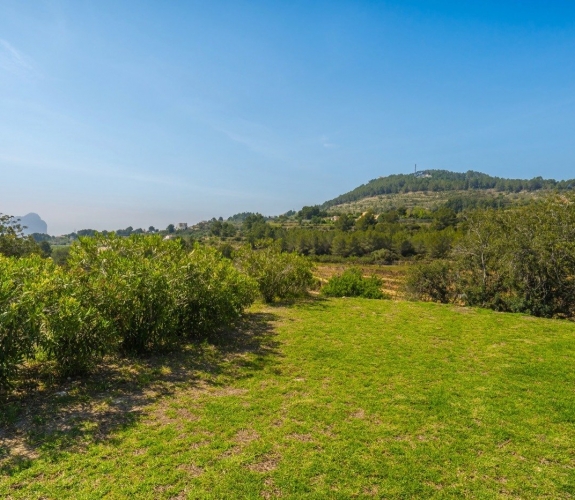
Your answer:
[1,1,574,234]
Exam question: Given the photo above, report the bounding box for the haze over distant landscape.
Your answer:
[1,1,575,234]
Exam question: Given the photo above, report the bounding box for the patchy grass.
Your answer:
[2,299,575,498]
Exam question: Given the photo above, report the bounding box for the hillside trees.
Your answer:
[210,220,237,238]
[334,213,355,231]
[407,195,575,318]
[297,205,326,220]
[322,170,575,209]
[455,197,575,317]
[242,214,277,243]
[355,211,377,230]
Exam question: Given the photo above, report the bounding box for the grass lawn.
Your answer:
[1,298,575,498]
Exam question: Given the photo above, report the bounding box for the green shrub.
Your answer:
[321,268,387,299]
[236,242,314,303]
[1,233,259,390]
[40,269,114,376]
[67,234,181,353]
[405,260,453,303]
[51,246,71,266]
[68,235,257,352]
[173,245,258,335]
[0,255,48,390]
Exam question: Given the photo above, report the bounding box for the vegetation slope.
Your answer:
[321,169,575,210]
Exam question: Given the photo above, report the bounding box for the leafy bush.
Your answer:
[0,234,259,391]
[0,255,48,390]
[40,268,114,376]
[68,235,257,352]
[405,260,454,303]
[66,234,181,353]
[236,242,314,303]
[321,268,387,299]
[173,245,258,335]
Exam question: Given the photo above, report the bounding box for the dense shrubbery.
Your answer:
[405,260,453,303]
[235,242,315,303]
[455,197,575,317]
[0,255,49,389]
[406,195,575,318]
[321,268,387,299]
[0,235,260,391]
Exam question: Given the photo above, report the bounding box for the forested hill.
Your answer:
[321,170,575,209]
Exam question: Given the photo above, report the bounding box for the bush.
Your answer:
[0,255,48,390]
[40,269,114,376]
[405,260,454,303]
[68,235,257,352]
[236,242,314,303]
[0,234,260,391]
[67,234,182,353]
[321,268,387,299]
[173,245,258,335]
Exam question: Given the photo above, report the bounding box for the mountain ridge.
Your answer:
[320,169,575,210]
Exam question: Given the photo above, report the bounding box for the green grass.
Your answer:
[2,299,575,498]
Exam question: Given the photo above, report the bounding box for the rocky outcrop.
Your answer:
[16,213,48,235]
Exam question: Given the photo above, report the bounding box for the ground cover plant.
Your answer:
[2,298,574,498]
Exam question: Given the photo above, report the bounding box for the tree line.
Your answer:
[406,194,575,319]
[322,170,575,208]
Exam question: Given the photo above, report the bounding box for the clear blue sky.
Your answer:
[1,1,574,234]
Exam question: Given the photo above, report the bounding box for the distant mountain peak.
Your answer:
[15,213,48,235]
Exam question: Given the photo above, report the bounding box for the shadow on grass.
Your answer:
[267,295,331,311]
[0,310,280,475]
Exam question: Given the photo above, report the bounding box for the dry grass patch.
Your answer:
[247,453,280,473]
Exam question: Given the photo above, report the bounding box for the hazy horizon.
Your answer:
[2,1,575,235]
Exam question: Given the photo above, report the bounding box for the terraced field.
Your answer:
[326,189,543,214]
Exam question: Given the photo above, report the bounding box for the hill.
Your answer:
[15,213,48,235]
[321,170,575,211]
